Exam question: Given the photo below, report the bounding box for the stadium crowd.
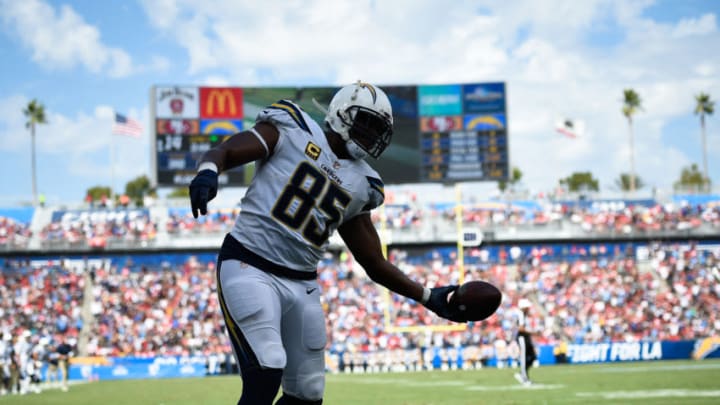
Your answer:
[85,258,227,358]
[0,217,32,250]
[1,239,718,393]
[148,198,720,235]
[166,208,239,236]
[438,200,720,234]
[0,260,82,394]
[38,210,157,249]
[3,198,715,250]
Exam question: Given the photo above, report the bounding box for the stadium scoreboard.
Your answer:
[151,82,508,187]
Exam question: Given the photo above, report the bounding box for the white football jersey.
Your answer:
[231,100,385,273]
[513,308,530,338]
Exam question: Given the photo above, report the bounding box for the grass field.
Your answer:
[3,360,719,405]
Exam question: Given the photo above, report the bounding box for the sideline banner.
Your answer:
[67,356,209,381]
[65,339,718,381]
[561,340,696,365]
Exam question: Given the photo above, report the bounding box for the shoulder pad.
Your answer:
[362,176,385,212]
[257,100,312,134]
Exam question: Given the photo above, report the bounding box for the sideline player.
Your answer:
[189,82,467,404]
[513,298,537,386]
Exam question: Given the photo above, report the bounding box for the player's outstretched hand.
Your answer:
[189,169,218,218]
[423,285,465,323]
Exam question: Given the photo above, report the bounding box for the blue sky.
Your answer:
[0,0,719,205]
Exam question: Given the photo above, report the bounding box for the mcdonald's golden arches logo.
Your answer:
[200,87,243,119]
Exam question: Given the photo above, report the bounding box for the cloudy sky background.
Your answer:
[0,0,718,204]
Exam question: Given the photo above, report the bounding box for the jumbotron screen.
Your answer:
[151,83,508,187]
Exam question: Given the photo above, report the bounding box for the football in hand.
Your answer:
[448,281,502,321]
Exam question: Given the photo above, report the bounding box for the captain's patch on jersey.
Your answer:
[305,142,322,160]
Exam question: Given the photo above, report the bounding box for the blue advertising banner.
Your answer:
[0,207,35,223]
[50,209,150,223]
[692,337,720,360]
[563,340,695,364]
[462,83,506,113]
[418,85,462,116]
[62,340,715,382]
[67,356,209,381]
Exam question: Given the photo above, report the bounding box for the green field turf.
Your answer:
[3,360,719,405]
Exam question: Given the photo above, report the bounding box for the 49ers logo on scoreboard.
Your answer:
[200,87,243,119]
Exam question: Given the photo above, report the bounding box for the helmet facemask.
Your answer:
[338,106,393,159]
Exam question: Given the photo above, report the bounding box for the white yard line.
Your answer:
[465,384,565,391]
[594,363,720,373]
[576,389,720,399]
[340,377,468,387]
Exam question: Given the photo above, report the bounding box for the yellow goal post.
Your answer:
[380,183,468,333]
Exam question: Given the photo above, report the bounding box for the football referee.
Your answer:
[514,299,536,386]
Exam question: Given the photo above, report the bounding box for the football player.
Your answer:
[189,82,466,405]
[513,298,537,386]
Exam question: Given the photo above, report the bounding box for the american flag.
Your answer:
[112,113,143,138]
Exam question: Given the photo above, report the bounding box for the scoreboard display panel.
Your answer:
[152,82,508,186]
[416,83,508,182]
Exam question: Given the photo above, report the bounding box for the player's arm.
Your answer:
[338,213,465,322]
[198,122,279,173]
[189,122,279,218]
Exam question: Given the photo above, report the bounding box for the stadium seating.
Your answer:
[6,242,716,361]
[4,196,715,249]
[166,208,240,235]
[1,197,718,382]
[0,216,32,250]
[38,209,157,249]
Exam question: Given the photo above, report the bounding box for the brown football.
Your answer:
[448,281,502,321]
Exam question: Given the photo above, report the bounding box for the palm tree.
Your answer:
[615,173,644,192]
[23,99,47,206]
[694,92,714,192]
[622,89,642,194]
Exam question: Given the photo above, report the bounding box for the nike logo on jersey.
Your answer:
[306,287,317,295]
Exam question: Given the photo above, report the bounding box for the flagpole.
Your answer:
[110,113,115,203]
[109,112,143,205]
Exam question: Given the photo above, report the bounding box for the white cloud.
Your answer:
[694,63,715,77]
[133,55,172,75]
[140,0,180,30]
[201,75,231,86]
[133,1,720,192]
[148,56,171,73]
[0,95,30,152]
[64,110,152,191]
[672,13,717,38]
[0,95,150,191]
[0,0,134,77]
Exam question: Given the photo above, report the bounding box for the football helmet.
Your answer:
[518,298,532,309]
[325,81,393,159]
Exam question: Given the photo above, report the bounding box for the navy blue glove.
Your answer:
[189,169,218,218]
[423,285,465,323]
